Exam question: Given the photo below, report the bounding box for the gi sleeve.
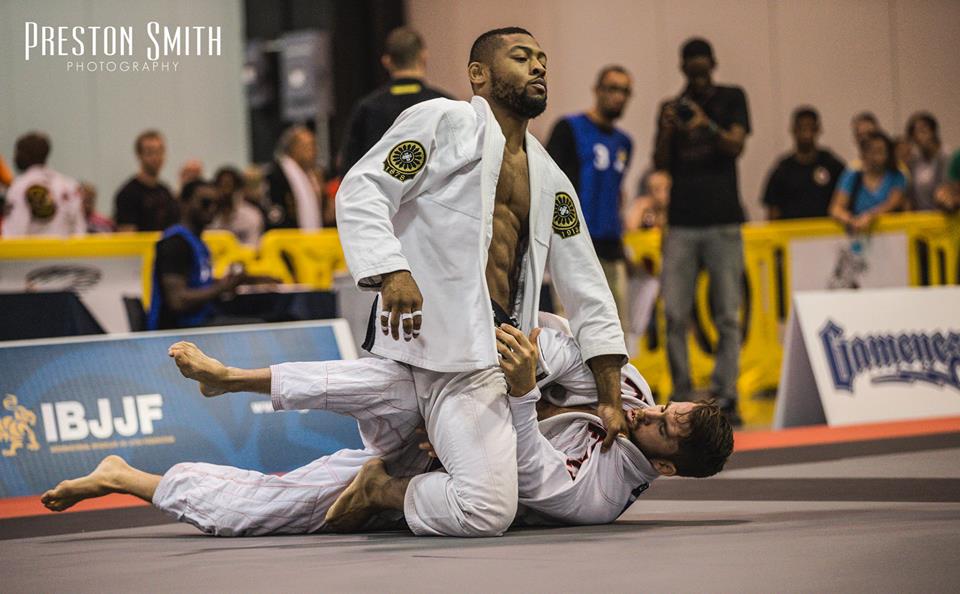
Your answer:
[509,387,577,499]
[545,186,628,365]
[536,328,601,397]
[335,100,450,291]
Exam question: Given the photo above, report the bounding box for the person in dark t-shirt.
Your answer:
[114,130,179,231]
[652,37,749,426]
[147,180,274,331]
[762,107,845,220]
[338,27,450,176]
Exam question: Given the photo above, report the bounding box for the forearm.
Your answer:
[588,354,623,408]
[715,128,745,157]
[168,283,226,313]
[653,130,673,170]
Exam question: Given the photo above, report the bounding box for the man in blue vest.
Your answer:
[147,180,247,330]
[546,65,634,329]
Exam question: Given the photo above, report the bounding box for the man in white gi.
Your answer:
[40,317,733,534]
[2,132,85,237]
[333,26,628,537]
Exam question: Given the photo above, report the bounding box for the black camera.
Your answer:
[675,98,696,123]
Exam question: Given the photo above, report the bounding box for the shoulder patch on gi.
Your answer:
[383,140,426,182]
[26,184,57,220]
[552,192,580,238]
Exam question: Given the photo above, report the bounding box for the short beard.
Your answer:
[491,74,547,119]
[600,106,623,121]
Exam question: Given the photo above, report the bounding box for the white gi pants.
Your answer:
[151,359,426,536]
[403,367,518,537]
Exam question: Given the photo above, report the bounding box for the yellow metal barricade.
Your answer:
[623,211,959,425]
[256,229,346,289]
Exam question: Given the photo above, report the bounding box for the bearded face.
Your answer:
[489,63,547,119]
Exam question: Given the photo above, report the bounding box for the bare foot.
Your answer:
[168,341,229,397]
[325,458,389,532]
[40,455,129,512]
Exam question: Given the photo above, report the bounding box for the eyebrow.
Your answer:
[508,45,547,63]
[660,402,672,438]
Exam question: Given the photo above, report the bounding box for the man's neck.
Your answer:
[391,68,425,81]
[489,102,528,152]
[794,145,817,164]
[586,108,615,131]
[180,219,204,236]
[137,170,159,186]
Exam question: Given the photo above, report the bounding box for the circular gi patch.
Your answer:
[813,166,831,186]
[552,192,581,238]
[26,184,57,220]
[383,140,426,182]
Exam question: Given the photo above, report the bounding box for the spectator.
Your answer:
[114,130,178,231]
[762,107,845,220]
[80,182,116,233]
[264,126,327,230]
[546,65,634,329]
[626,169,670,231]
[178,159,204,191]
[338,27,450,175]
[935,148,960,212]
[653,37,750,425]
[147,179,265,331]
[1,132,85,238]
[829,131,906,233]
[848,111,880,170]
[209,166,264,246]
[905,112,949,211]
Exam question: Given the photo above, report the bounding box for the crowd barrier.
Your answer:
[1,212,957,424]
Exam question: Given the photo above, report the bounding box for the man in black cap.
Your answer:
[653,37,750,426]
[338,27,450,175]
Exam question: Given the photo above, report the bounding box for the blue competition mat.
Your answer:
[0,320,363,497]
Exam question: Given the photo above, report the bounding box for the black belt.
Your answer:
[491,300,519,328]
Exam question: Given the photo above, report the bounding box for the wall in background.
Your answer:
[408,0,960,220]
[0,0,249,215]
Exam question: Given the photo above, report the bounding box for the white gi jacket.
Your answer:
[2,165,85,237]
[512,326,660,526]
[336,96,625,372]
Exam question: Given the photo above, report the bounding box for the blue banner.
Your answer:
[0,321,362,497]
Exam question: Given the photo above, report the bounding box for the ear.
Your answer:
[651,458,677,477]
[468,62,487,87]
[381,55,392,72]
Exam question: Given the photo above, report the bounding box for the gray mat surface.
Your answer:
[6,436,960,592]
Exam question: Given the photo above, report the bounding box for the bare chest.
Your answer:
[493,151,531,224]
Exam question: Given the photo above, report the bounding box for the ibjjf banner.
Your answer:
[774,287,960,428]
[0,320,361,497]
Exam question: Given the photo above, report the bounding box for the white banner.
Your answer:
[775,287,960,427]
[0,256,142,333]
[789,232,909,292]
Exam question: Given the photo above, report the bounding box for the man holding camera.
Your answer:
[653,38,750,426]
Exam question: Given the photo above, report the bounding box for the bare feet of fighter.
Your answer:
[325,458,410,532]
[168,341,231,397]
[40,455,160,511]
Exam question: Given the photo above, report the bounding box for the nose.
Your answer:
[531,60,545,77]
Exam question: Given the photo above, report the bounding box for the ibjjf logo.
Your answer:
[383,140,426,182]
[26,184,57,220]
[552,192,580,238]
[1,395,40,457]
[819,320,960,393]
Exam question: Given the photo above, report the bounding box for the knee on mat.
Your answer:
[455,491,518,537]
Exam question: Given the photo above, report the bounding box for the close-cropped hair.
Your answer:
[469,26,534,66]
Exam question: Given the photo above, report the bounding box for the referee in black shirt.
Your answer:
[338,27,450,175]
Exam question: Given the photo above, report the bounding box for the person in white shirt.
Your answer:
[1,132,85,238]
[40,314,732,535]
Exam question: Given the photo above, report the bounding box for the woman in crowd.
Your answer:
[829,131,906,233]
[904,112,949,212]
